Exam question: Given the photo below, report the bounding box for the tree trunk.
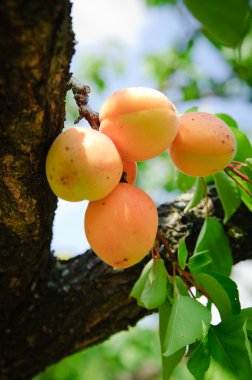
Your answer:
[0,2,251,379]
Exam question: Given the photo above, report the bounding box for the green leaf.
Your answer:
[184,177,205,212]
[196,272,240,320]
[234,162,252,211]
[159,302,186,379]
[188,316,252,380]
[163,294,211,356]
[241,308,252,343]
[214,171,241,223]
[184,106,199,114]
[130,259,168,310]
[159,301,172,351]
[130,259,153,300]
[183,0,250,47]
[174,276,190,297]
[188,250,212,274]
[215,113,238,129]
[244,160,252,184]
[177,239,188,270]
[194,217,233,276]
[175,170,195,192]
[230,127,252,162]
[162,348,185,379]
[246,158,252,171]
[146,0,176,5]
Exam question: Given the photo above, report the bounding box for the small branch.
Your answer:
[69,77,100,130]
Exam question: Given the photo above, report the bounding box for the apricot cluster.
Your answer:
[46,86,236,269]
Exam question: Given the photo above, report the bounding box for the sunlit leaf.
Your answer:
[163,294,211,356]
[241,308,252,343]
[188,316,252,380]
[130,259,168,310]
[184,177,205,212]
[184,106,199,114]
[146,0,176,5]
[183,0,250,47]
[159,301,186,379]
[188,250,212,274]
[175,170,195,192]
[194,217,232,275]
[214,171,241,223]
[174,276,190,296]
[230,127,252,162]
[177,238,188,269]
[196,272,240,320]
[215,113,238,129]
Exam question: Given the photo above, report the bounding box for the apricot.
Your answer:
[46,127,123,202]
[122,160,137,185]
[169,112,237,177]
[85,183,158,268]
[99,87,179,161]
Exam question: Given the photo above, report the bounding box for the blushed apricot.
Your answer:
[169,112,237,177]
[46,127,123,202]
[84,183,158,268]
[122,160,137,185]
[99,87,179,161]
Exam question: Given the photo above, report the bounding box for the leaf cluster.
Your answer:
[131,215,252,379]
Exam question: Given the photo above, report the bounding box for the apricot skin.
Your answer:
[46,127,123,202]
[99,87,179,161]
[169,112,237,177]
[85,183,158,269]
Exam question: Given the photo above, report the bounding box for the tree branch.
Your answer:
[0,191,251,379]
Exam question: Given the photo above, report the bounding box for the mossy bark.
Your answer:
[0,2,251,379]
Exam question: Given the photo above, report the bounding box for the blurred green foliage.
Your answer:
[146,0,176,5]
[75,41,125,93]
[33,324,195,380]
[34,326,162,380]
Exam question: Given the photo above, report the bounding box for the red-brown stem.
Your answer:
[224,168,252,198]
[156,229,176,261]
[157,231,213,301]
[227,166,250,183]
[180,275,196,298]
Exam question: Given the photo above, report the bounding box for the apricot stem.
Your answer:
[156,231,213,301]
[201,177,209,217]
[227,165,250,183]
[69,77,100,130]
[156,229,176,262]
[151,240,161,260]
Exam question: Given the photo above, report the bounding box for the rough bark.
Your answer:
[0,1,251,380]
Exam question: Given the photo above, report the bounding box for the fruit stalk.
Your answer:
[69,77,100,129]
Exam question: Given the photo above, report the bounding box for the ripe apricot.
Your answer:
[122,160,137,185]
[169,112,237,177]
[85,183,158,268]
[99,87,179,161]
[46,127,123,202]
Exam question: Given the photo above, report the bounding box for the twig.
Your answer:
[68,77,100,130]
[224,168,252,199]
[156,229,176,261]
